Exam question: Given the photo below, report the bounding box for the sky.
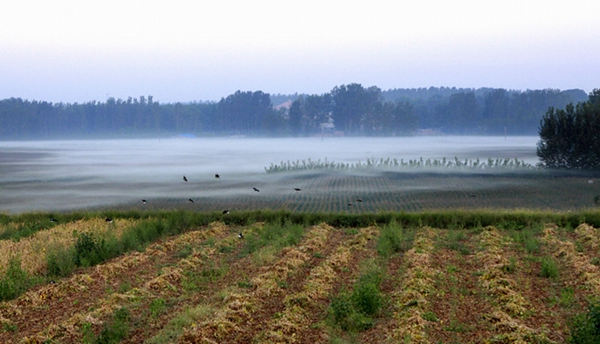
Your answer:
[1,0,598,104]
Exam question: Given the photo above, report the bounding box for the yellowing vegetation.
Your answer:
[0,218,136,275]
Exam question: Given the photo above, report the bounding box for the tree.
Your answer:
[537,89,600,169]
[331,84,381,135]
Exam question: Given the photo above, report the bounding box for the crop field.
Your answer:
[1,211,600,343]
[109,171,600,213]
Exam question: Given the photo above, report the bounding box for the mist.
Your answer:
[0,136,539,213]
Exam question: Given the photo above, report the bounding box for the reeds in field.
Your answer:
[264,157,537,173]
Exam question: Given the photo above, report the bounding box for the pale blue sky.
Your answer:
[1,0,598,103]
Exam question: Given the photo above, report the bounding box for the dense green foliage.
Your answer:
[0,258,30,301]
[569,302,600,344]
[0,86,587,138]
[537,89,600,169]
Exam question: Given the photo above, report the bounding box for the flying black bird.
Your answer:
[253,187,260,192]
[356,198,362,202]
[105,217,113,223]
[215,174,220,179]
[183,175,188,182]
[347,203,353,207]
[141,199,147,204]
[238,232,244,239]
[294,188,301,192]
[188,198,194,203]
[469,194,477,198]
[222,209,230,214]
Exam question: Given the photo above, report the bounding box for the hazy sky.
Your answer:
[1,1,598,104]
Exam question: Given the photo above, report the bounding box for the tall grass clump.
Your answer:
[94,307,131,344]
[569,301,600,344]
[377,221,413,258]
[540,256,559,279]
[328,260,384,332]
[0,257,30,301]
[240,221,304,256]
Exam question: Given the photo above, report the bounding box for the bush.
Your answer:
[96,307,131,344]
[328,266,383,332]
[46,246,75,277]
[540,256,559,279]
[73,232,109,267]
[569,302,600,343]
[0,257,30,301]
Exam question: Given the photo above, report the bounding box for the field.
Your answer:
[106,170,600,213]
[1,210,600,343]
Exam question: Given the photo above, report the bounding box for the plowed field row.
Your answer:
[2,219,600,343]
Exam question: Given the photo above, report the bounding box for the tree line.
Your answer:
[0,85,588,139]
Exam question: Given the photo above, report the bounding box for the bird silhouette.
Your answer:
[347,203,353,207]
[469,194,476,198]
[222,209,230,214]
[188,198,194,203]
[238,232,244,239]
[183,175,188,182]
[294,188,301,192]
[141,199,147,204]
[356,198,362,202]
[215,174,220,179]
[105,217,113,223]
[49,218,57,223]
[253,187,260,192]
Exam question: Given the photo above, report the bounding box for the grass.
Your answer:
[540,256,559,279]
[569,301,600,344]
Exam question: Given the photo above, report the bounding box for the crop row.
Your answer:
[387,227,438,343]
[474,226,552,343]
[2,221,235,343]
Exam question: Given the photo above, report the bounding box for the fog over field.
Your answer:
[0,136,540,213]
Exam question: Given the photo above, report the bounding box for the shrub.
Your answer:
[540,256,559,279]
[96,307,131,344]
[0,257,29,301]
[328,265,383,332]
[46,246,75,277]
[377,223,410,258]
[569,302,600,343]
[73,232,109,267]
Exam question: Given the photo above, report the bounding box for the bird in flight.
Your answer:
[183,175,188,182]
[356,198,362,202]
[141,199,147,204]
[222,209,230,214]
[253,187,260,192]
[188,198,194,203]
[294,188,301,192]
[215,174,220,179]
